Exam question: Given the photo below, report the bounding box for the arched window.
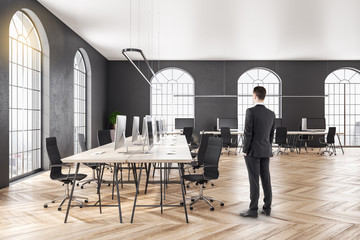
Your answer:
[73,50,87,154]
[325,68,360,146]
[237,68,281,131]
[151,68,195,131]
[9,11,42,179]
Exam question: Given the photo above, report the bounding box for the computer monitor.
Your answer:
[160,119,165,137]
[114,115,128,152]
[132,116,141,142]
[156,120,161,140]
[142,115,150,138]
[147,119,154,147]
[217,118,238,130]
[152,118,160,143]
[275,118,282,129]
[175,118,194,130]
[306,118,326,131]
[142,116,154,152]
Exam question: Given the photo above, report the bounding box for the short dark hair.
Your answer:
[253,86,266,100]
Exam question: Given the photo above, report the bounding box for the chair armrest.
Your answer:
[51,164,71,180]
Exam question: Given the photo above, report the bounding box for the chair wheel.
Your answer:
[80,185,84,189]
[51,200,55,203]
[43,204,48,208]
[79,205,83,208]
[107,183,111,186]
[211,183,215,186]
[210,207,214,211]
[58,207,61,211]
[202,185,206,188]
[191,199,195,202]
[186,185,190,188]
[84,200,88,203]
[210,199,213,202]
[180,202,184,205]
[220,203,224,206]
[76,183,79,186]
[190,206,193,210]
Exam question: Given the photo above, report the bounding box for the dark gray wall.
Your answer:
[0,0,108,188]
[108,60,360,137]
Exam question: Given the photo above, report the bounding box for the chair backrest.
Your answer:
[220,127,231,145]
[275,127,287,144]
[97,130,112,146]
[197,134,212,165]
[78,133,87,152]
[46,137,63,179]
[183,127,193,144]
[203,137,223,180]
[327,127,336,143]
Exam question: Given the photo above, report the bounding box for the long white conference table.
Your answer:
[201,130,344,154]
[62,135,192,223]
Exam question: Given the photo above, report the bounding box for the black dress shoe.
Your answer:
[240,210,258,218]
[260,209,271,216]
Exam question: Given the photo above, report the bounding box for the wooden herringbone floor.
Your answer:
[1,148,360,240]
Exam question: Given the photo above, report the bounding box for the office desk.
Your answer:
[286,131,344,154]
[201,130,344,154]
[61,135,192,223]
[165,131,183,135]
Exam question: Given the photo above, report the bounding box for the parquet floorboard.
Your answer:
[1,148,360,239]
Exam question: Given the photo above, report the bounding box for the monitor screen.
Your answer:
[175,118,194,130]
[275,118,282,129]
[114,115,127,151]
[132,116,140,142]
[147,120,154,147]
[218,118,238,130]
[306,118,326,129]
[156,120,161,141]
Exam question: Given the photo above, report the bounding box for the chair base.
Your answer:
[221,146,237,156]
[185,183,224,211]
[77,168,109,189]
[44,183,88,211]
[318,144,337,156]
[274,146,289,155]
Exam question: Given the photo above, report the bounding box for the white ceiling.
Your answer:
[37,0,360,60]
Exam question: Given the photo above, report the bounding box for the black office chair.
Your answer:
[221,127,237,155]
[183,127,199,150]
[297,125,313,153]
[187,134,212,170]
[182,137,224,211]
[318,127,336,155]
[97,130,112,146]
[43,137,88,211]
[274,127,289,155]
[76,133,102,189]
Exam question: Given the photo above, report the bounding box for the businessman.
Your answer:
[240,86,275,218]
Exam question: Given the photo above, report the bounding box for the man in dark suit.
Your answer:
[240,86,275,218]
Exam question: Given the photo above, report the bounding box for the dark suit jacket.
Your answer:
[243,104,275,158]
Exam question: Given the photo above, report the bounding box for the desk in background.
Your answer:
[201,130,344,154]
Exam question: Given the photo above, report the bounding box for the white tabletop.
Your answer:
[287,131,344,135]
[128,135,192,163]
[62,135,192,164]
[202,131,244,135]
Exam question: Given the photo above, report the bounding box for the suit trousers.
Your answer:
[244,156,272,212]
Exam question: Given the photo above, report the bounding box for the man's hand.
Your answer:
[243,153,247,157]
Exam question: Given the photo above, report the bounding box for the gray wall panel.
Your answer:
[107,60,360,140]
